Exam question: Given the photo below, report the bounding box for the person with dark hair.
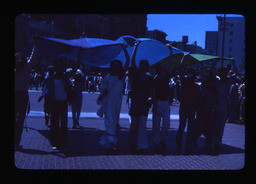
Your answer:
[71,69,84,129]
[212,60,238,152]
[42,50,81,155]
[128,41,153,154]
[151,43,173,154]
[97,43,130,153]
[15,44,37,151]
[175,53,201,154]
[228,76,240,123]
[193,62,217,154]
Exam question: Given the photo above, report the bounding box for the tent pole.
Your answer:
[221,14,226,68]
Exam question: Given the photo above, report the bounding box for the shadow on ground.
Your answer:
[23,126,245,157]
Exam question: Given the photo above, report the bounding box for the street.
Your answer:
[14,90,245,170]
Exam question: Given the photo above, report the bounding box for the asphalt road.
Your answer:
[28,90,180,115]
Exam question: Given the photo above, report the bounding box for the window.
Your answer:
[230,31,233,35]
[230,23,234,27]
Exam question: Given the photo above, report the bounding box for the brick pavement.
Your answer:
[14,115,245,170]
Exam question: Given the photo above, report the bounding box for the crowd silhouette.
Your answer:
[15,38,245,156]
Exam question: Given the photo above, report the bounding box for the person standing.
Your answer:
[175,53,201,154]
[128,41,153,154]
[193,62,217,153]
[97,43,130,153]
[228,76,240,123]
[43,50,81,154]
[151,43,173,154]
[14,44,37,151]
[211,60,236,151]
[71,69,84,129]
[38,65,54,126]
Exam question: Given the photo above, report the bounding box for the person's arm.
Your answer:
[231,59,239,76]
[69,47,82,77]
[131,40,141,68]
[26,45,37,70]
[121,43,130,72]
[166,43,173,75]
[27,36,39,68]
[178,52,189,81]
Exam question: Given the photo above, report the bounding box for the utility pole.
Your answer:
[221,14,226,68]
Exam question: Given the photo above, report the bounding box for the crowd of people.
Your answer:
[15,39,245,156]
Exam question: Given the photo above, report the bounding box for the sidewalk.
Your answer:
[14,115,245,170]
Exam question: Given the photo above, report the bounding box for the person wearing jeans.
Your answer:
[175,53,200,154]
[128,41,153,154]
[152,44,173,154]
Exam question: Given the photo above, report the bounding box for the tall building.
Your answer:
[170,36,209,54]
[216,15,245,71]
[205,31,218,56]
[107,14,147,40]
[15,14,148,55]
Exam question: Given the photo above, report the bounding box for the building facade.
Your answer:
[205,31,218,56]
[146,29,167,43]
[15,14,147,56]
[216,16,245,72]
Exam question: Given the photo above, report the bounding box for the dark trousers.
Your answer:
[50,100,68,148]
[176,104,196,151]
[14,91,29,146]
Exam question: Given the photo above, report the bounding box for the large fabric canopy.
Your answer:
[150,53,234,73]
[36,35,185,68]
[114,35,184,67]
[36,36,123,67]
[190,54,234,62]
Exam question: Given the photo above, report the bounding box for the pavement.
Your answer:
[14,90,245,170]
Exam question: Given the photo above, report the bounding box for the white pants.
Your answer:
[130,115,148,149]
[152,100,170,145]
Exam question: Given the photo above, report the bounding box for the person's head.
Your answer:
[110,60,124,79]
[74,69,84,82]
[218,67,229,80]
[15,52,26,71]
[155,63,168,77]
[54,58,65,75]
[204,73,215,92]
[47,65,54,75]
[138,60,149,73]
[186,68,197,81]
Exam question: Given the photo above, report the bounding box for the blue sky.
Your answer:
[146,14,243,49]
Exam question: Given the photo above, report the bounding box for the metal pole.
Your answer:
[221,14,226,68]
